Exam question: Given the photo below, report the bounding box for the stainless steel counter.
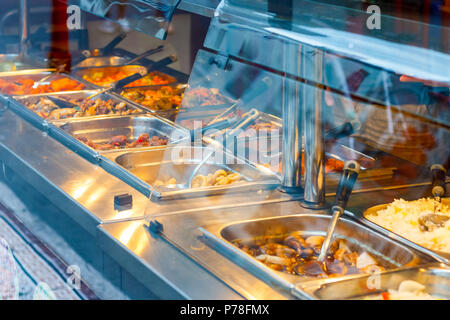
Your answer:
[1,89,448,299]
[0,99,298,298]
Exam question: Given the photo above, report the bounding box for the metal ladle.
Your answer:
[318,160,361,263]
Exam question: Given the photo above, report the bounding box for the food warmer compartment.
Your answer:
[104,145,280,200]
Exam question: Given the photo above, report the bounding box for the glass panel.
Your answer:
[70,0,181,39]
[204,0,450,127]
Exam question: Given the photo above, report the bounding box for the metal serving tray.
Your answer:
[359,198,450,263]
[199,214,424,295]
[0,69,88,95]
[104,145,280,201]
[74,56,128,69]
[52,114,189,153]
[14,90,146,122]
[117,83,186,118]
[295,263,450,300]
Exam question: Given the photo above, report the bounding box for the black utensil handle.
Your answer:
[431,164,447,197]
[113,72,147,90]
[113,55,177,90]
[102,32,127,55]
[334,160,361,212]
[145,55,177,71]
[325,120,360,142]
[126,45,164,65]
[47,96,79,110]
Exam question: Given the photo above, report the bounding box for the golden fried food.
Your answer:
[0,77,84,95]
[81,68,175,87]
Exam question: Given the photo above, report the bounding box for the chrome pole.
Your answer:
[19,0,29,59]
[279,43,303,192]
[301,48,328,209]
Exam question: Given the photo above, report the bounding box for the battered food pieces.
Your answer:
[154,170,242,188]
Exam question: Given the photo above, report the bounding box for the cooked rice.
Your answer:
[367,198,450,253]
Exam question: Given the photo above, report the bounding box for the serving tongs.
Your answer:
[186,108,261,188]
[189,115,239,142]
[86,54,177,100]
[418,164,448,232]
[184,78,271,188]
[31,63,67,88]
[188,101,241,142]
[45,95,80,110]
[318,160,361,264]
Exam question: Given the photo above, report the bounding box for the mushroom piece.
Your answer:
[283,236,305,253]
[275,246,297,258]
[325,259,347,276]
[305,235,324,248]
[293,261,327,277]
[255,254,290,266]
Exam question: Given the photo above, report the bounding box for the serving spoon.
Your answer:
[318,160,361,264]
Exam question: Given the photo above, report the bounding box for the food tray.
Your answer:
[14,90,146,121]
[295,263,450,300]
[118,83,185,115]
[74,65,177,88]
[103,145,280,200]
[199,214,427,294]
[74,56,128,69]
[50,115,189,161]
[361,198,450,263]
[0,69,87,95]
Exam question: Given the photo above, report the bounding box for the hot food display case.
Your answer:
[0,0,449,299]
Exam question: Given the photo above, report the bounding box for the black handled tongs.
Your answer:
[86,54,177,100]
[46,96,80,110]
[324,120,361,143]
[318,160,361,263]
[431,164,447,203]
